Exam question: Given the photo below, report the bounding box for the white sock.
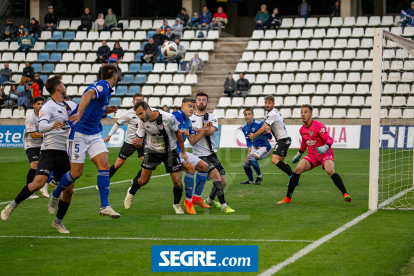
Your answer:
[257,174,262,178]
[42,182,48,190]
[186,197,192,202]
[206,197,214,204]
[221,203,228,208]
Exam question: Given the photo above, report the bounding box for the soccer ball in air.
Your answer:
[161,41,178,59]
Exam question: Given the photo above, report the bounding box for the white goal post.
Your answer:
[369,28,414,211]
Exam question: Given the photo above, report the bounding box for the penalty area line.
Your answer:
[0,173,170,206]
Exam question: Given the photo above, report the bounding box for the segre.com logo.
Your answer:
[151,245,258,272]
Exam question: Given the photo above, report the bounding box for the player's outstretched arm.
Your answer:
[187,121,212,145]
[248,123,267,140]
[70,89,96,125]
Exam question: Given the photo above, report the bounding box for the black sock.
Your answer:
[109,165,118,179]
[129,178,141,195]
[173,187,183,204]
[287,172,300,199]
[14,185,34,204]
[276,161,293,176]
[212,181,225,204]
[134,169,142,181]
[331,173,347,195]
[26,168,37,185]
[56,200,71,220]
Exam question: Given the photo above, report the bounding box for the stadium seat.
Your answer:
[281,18,293,27]
[403,109,414,118]
[224,109,237,119]
[42,64,54,73]
[289,29,301,39]
[178,86,190,96]
[146,74,159,84]
[319,108,332,118]
[327,28,339,37]
[295,73,307,82]
[252,30,264,39]
[311,96,324,105]
[173,75,185,84]
[141,86,153,95]
[285,40,296,49]
[335,73,347,82]
[308,73,321,82]
[166,64,178,73]
[290,84,302,94]
[277,30,288,39]
[154,86,166,95]
[297,40,309,49]
[63,31,75,41]
[297,96,310,105]
[12,109,25,118]
[173,97,184,106]
[232,98,244,107]
[318,17,330,27]
[213,109,225,119]
[264,30,276,39]
[361,38,373,47]
[272,41,284,49]
[185,75,197,84]
[0,109,12,118]
[398,84,410,94]
[110,97,121,107]
[279,108,291,118]
[166,86,179,96]
[339,28,352,37]
[389,109,402,118]
[274,85,286,94]
[284,96,297,106]
[381,16,393,25]
[160,97,173,107]
[314,29,326,38]
[58,20,70,29]
[39,31,52,40]
[50,31,63,40]
[331,17,343,26]
[325,96,338,105]
[393,96,406,106]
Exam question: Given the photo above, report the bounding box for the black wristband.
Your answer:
[326,143,331,149]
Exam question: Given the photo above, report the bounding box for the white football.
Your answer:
[161,41,178,59]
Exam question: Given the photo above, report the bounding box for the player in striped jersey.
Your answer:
[189,92,235,213]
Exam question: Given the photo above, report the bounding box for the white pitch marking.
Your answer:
[0,235,315,243]
[258,187,414,276]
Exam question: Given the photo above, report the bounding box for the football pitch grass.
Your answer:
[1,147,414,276]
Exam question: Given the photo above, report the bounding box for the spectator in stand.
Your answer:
[166,38,186,65]
[30,79,41,99]
[210,7,227,37]
[177,7,189,27]
[401,2,414,29]
[188,13,199,27]
[141,37,158,64]
[160,19,170,34]
[162,105,170,112]
[111,41,124,60]
[165,27,179,42]
[1,19,17,41]
[42,6,58,31]
[17,29,35,55]
[78,8,93,32]
[189,53,204,74]
[34,73,44,94]
[153,28,167,48]
[92,13,105,31]
[16,24,25,41]
[331,1,340,17]
[0,86,6,107]
[103,8,122,32]
[223,72,236,97]
[95,40,111,63]
[19,62,34,86]
[255,5,270,30]
[0,63,12,87]
[27,18,40,42]
[17,83,32,110]
[96,63,106,81]
[171,18,183,38]
[268,8,281,29]
[3,85,19,108]
[235,73,251,98]
[198,6,212,30]
[298,0,311,20]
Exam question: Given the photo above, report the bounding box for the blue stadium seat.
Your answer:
[115,86,127,96]
[50,31,63,40]
[71,97,81,105]
[121,74,134,84]
[39,75,48,83]
[42,64,54,73]
[50,53,62,62]
[44,42,56,51]
[146,31,156,39]
[128,86,140,95]
[17,85,24,92]
[134,74,146,84]
[37,53,49,62]
[128,63,140,73]
[141,42,148,49]
[62,31,75,41]
[140,63,153,72]
[134,53,143,61]
[110,97,121,107]
[57,42,69,51]
[32,63,42,72]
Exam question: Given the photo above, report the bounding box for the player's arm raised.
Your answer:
[104,112,130,142]
[316,125,333,155]
[70,88,96,125]
[187,121,212,145]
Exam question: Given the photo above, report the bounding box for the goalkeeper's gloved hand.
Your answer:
[316,144,330,155]
[292,152,302,164]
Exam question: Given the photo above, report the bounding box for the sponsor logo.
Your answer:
[307,140,317,146]
[39,110,46,118]
[58,110,62,113]
[285,139,291,145]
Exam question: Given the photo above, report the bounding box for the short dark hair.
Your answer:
[133,93,143,100]
[195,92,208,101]
[45,75,62,95]
[134,99,149,111]
[33,96,45,104]
[301,104,313,112]
[243,108,253,115]
[101,64,118,80]
[182,97,195,104]
[264,95,274,103]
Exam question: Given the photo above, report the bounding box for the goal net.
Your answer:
[369,29,414,210]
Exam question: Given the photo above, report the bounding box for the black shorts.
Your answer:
[118,142,138,160]
[200,152,225,175]
[141,148,181,173]
[26,147,41,163]
[36,150,70,182]
[273,137,292,157]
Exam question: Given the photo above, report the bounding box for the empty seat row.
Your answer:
[121,74,197,84]
[277,16,395,29]
[58,19,174,30]
[235,61,373,72]
[248,84,372,95]
[240,50,373,61]
[246,38,374,50]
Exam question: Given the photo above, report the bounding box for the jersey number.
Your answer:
[74,144,80,153]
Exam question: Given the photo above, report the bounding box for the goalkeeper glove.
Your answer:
[292,152,302,164]
[316,144,330,155]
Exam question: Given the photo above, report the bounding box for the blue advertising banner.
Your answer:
[151,245,258,272]
[360,125,414,149]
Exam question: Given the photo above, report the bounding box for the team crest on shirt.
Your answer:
[309,131,313,136]
[158,125,164,130]
[96,85,103,92]
[74,154,79,159]
[252,128,255,132]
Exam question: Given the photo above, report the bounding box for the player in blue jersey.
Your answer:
[240,109,272,185]
[48,64,121,218]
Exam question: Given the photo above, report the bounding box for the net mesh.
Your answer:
[379,31,414,209]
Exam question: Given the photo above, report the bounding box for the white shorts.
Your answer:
[250,146,272,160]
[68,132,108,163]
[179,152,202,167]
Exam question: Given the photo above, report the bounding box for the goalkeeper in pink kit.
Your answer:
[277,104,352,204]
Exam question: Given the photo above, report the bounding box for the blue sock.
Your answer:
[243,162,254,182]
[52,171,74,198]
[46,171,54,184]
[194,171,208,197]
[97,170,110,207]
[184,172,195,201]
[248,156,261,177]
